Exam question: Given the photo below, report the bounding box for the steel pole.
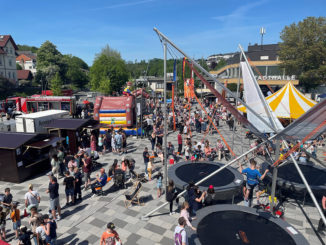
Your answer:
[270,140,280,212]
[140,82,143,138]
[141,134,277,220]
[163,41,168,193]
[283,140,326,227]
[153,27,276,134]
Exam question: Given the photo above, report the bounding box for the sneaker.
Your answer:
[56,216,61,221]
[169,212,176,215]
[91,194,97,198]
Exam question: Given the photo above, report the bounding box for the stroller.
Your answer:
[114,169,126,189]
[91,151,101,170]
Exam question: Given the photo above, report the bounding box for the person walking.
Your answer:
[174,217,187,245]
[100,222,122,245]
[166,180,179,215]
[143,147,150,177]
[180,201,196,231]
[24,184,40,214]
[177,132,183,155]
[51,155,60,179]
[46,176,61,221]
[82,153,92,190]
[73,167,82,201]
[63,171,75,206]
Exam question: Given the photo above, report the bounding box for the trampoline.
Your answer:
[267,162,326,196]
[188,205,309,245]
[168,161,243,200]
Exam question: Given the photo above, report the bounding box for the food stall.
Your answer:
[0,132,63,183]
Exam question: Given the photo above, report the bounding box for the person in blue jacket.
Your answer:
[239,158,269,203]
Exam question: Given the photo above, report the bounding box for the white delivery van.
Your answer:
[16,110,69,133]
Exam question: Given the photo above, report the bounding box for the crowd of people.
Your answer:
[0,95,325,245]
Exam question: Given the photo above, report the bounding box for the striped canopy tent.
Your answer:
[238,82,317,119]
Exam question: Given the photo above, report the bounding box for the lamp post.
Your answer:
[163,41,168,193]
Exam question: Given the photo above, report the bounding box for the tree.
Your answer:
[95,44,121,60]
[279,17,326,91]
[37,41,63,68]
[89,54,129,94]
[62,55,89,89]
[0,77,15,99]
[16,63,22,70]
[17,44,38,53]
[50,72,63,96]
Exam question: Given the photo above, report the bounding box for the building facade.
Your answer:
[16,51,37,75]
[0,35,18,83]
[198,44,299,95]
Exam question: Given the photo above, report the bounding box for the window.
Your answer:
[8,72,11,78]
[9,59,12,67]
[13,73,15,79]
[29,66,32,69]
[0,58,2,65]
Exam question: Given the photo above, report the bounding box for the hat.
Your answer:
[46,171,53,176]
[209,185,214,189]
[107,222,115,230]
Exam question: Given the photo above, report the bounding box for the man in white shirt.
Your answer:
[174,217,187,245]
[24,184,40,213]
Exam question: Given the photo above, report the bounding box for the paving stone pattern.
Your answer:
[0,120,325,244]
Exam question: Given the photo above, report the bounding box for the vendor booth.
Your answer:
[44,119,99,154]
[0,132,63,183]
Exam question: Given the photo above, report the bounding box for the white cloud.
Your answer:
[90,0,155,11]
[212,0,268,22]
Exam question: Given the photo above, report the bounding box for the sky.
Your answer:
[1,0,325,65]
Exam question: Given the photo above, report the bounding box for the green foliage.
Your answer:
[0,77,15,100]
[16,63,22,70]
[17,44,38,53]
[37,41,63,69]
[89,54,129,94]
[95,44,121,60]
[279,16,326,91]
[227,83,238,92]
[212,59,227,71]
[50,72,63,96]
[62,55,89,89]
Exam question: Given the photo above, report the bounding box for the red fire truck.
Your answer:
[5,96,76,114]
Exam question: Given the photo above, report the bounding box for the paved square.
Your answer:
[0,121,325,244]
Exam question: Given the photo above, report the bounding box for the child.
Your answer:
[0,206,6,241]
[10,203,21,239]
[156,172,163,198]
[18,226,32,245]
[1,188,13,217]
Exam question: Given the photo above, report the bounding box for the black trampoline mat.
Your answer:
[197,211,296,245]
[278,164,326,186]
[175,163,234,187]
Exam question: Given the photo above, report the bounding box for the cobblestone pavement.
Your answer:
[0,121,325,244]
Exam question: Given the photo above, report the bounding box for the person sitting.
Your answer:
[91,168,108,197]
[239,159,269,204]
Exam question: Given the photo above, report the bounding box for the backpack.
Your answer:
[104,231,118,245]
[175,228,184,245]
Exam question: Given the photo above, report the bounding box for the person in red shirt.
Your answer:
[177,132,183,156]
[100,222,122,245]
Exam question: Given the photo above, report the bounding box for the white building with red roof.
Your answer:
[16,51,37,75]
[0,35,18,83]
